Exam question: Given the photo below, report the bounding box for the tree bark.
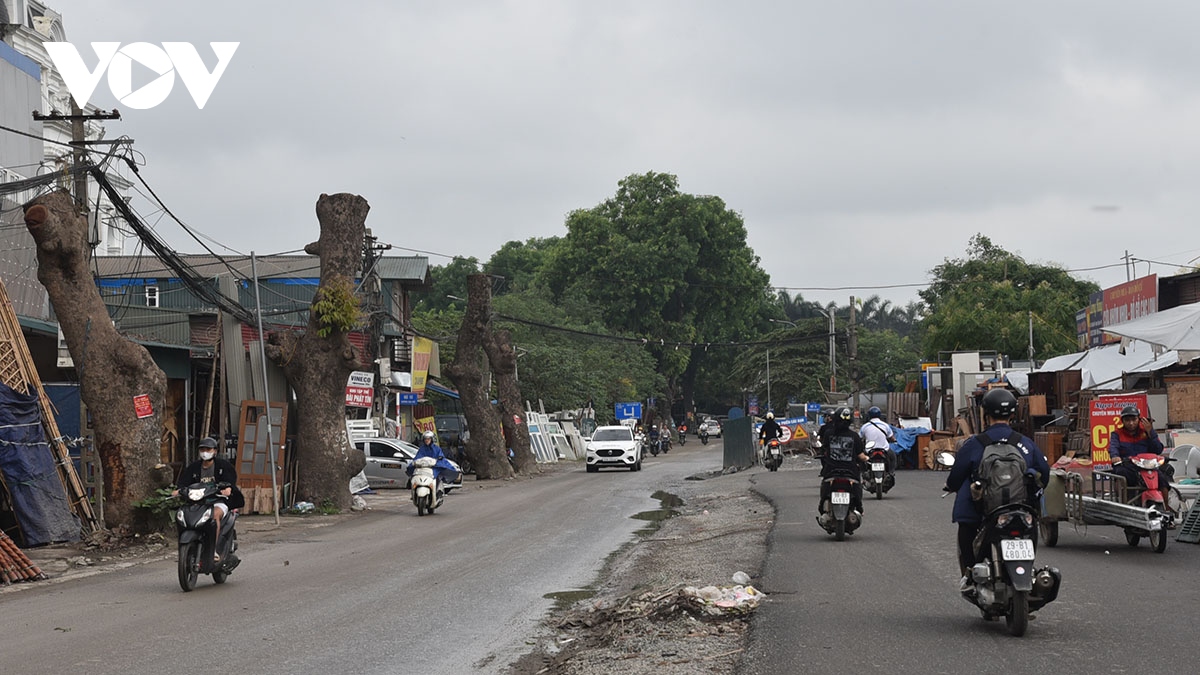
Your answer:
[264,193,368,510]
[23,190,167,532]
[444,275,511,479]
[477,291,534,473]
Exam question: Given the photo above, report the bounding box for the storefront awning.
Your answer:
[426,380,460,399]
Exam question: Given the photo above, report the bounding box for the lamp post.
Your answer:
[815,309,836,393]
[766,320,797,416]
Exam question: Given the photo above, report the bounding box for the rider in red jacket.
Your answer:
[1109,405,1171,492]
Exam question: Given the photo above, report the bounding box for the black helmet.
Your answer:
[867,406,882,420]
[198,437,219,449]
[1120,405,1141,419]
[981,389,1018,419]
[833,406,853,429]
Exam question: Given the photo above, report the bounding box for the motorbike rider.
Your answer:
[406,430,461,485]
[859,406,898,476]
[944,389,1049,593]
[759,412,783,460]
[1109,404,1172,495]
[648,424,661,452]
[173,437,244,562]
[816,407,869,515]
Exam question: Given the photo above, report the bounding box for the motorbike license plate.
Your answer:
[831,491,851,505]
[1001,539,1035,561]
[871,462,885,472]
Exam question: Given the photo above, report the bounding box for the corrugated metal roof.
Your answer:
[92,254,430,285]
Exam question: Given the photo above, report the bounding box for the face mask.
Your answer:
[199,451,215,461]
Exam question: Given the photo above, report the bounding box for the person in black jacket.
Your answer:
[173,437,244,560]
[817,407,869,514]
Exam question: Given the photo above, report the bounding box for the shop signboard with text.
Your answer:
[1089,393,1149,471]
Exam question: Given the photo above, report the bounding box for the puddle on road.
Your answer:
[543,588,598,612]
[631,490,684,535]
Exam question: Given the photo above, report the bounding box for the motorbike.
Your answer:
[764,438,783,472]
[175,482,240,592]
[817,469,861,541]
[1123,453,1174,550]
[649,435,661,456]
[699,429,709,445]
[861,441,894,499]
[409,456,445,516]
[678,429,687,446]
[937,452,1062,637]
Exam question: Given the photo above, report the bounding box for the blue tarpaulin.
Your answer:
[0,382,80,545]
[893,426,931,455]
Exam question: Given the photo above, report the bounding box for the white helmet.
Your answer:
[766,412,774,420]
[422,430,435,440]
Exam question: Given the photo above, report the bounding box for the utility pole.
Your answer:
[32,102,121,217]
[361,228,391,417]
[848,295,858,412]
[1124,250,1133,282]
[1028,311,1035,365]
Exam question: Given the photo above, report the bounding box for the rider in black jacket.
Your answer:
[173,437,244,561]
[816,407,869,513]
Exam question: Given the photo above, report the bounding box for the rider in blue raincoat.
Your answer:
[406,431,461,484]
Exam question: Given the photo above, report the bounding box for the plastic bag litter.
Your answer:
[293,501,315,513]
[350,495,367,511]
[680,584,763,611]
[731,571,751,585]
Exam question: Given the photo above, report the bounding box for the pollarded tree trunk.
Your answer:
[264,193,367,510]
[24,190,167,532]
[444,276,511,480]
[472,276,534,474]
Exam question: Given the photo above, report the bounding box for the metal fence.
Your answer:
[722,416,756,469]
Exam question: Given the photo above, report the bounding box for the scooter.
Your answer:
[409,456,444,516]
[699,429,709,445]
[1123,453,1174,550]
[764,438,783,471]
[861,441,894,499]
[649,436,660,457]
[938,452,1062,637]
[678,429,687,446]
[175,482,240,592]
[817,469,862,541]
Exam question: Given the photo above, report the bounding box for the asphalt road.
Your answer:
[741,459,1200,674]
[0,444,724,675]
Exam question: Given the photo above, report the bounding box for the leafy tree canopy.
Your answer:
[919,234,1098,360]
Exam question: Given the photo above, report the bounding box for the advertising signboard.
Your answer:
[1089,393,1149,471]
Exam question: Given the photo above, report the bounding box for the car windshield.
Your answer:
[593,429,632,442]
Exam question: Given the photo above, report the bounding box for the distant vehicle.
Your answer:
[586,425,643,472]
[353,437,462,492]
[435,414,469,449]
[699,419,722,438]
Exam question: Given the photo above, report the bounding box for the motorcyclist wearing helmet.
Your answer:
[859,406,898,477]
[944,388,1049,593]
[173,437,244,563]
[406,430,460,484]
[816,407,869,514]
[759,411,783,449]
[1109,404,1171,494]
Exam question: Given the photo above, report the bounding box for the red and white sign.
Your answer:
[513,414,523,426]
[1101,275,1157,344]
[133,394,154,419]
[345,371,375,408]
[1089,393,1149,471]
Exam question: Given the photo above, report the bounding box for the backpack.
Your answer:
[973,433,1028,514]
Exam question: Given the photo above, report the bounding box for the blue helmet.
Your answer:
[867,406,882,420]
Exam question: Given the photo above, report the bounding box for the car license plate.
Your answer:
[831,492,851,505]
[1001,539,1035,561]
[871,462,885,472]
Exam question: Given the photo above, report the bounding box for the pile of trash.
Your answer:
[559,573,765,630]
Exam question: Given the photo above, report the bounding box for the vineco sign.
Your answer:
[44,42,239,110]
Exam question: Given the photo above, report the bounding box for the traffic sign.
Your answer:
[615,402,642,420]
[806,402,822,413]
[398,392,418,406]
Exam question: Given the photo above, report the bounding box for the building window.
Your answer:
[146,286,159,307]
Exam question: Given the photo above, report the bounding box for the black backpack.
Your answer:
[973,433,1029,514]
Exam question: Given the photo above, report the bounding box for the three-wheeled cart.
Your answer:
[1040,469,1178,553]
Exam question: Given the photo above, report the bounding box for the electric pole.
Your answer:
[361,228,391,416]
[848,295,858,413]
[32,101,121,216]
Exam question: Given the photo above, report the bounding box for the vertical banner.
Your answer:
[1089,393,1149,471]
[412,336,433,398]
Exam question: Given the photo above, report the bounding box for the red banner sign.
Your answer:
[1101,275,1157,344]
[1089,393,1149,471]
[133,394,154,419]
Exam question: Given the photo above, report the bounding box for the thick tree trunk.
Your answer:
[476,286,534,473]
[264,194,367,510]
[24,190,167,532]
[444,276,511,480]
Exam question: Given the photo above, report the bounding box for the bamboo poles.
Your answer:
[0,530,46,584]
[0,278,99,534]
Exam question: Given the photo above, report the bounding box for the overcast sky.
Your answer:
[42,0,1200,309]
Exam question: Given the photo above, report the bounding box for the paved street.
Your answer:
[742,458,1200,674]
[0,446,723,675]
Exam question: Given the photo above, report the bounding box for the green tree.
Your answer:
[919,234,1098,359]
[540,172,772,416]
[485,237,560,296]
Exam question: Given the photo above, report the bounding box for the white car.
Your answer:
[699,419,722,438]
[353,437,463,491]
[586,425,643,472]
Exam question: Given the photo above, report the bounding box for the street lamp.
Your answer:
[815,308,836,393]
[769,318,797,328]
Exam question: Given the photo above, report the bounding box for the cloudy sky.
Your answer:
[41,0,1200,308]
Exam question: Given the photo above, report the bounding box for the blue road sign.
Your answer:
[615,402,642,420]
[398,392,419,406]
[806,402,822,413]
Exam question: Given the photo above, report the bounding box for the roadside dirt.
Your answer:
[505,467,771,675]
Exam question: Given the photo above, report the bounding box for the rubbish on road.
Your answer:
[293,501,315,513]
[350,496,367,511]
[731,571,751,585]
